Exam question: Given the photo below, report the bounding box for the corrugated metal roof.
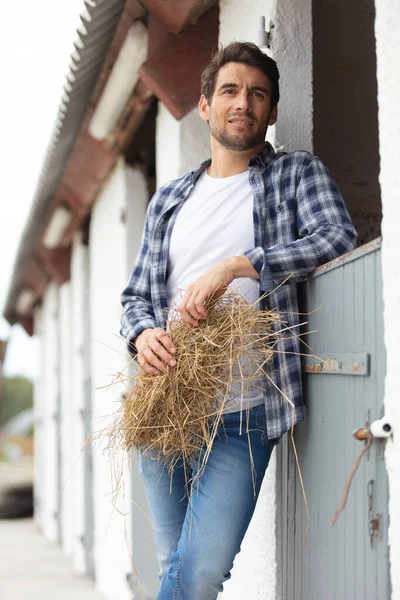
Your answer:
[4,0,125,324]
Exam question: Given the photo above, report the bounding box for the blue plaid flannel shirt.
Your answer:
[120,142,357,439]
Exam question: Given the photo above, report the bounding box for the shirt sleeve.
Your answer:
[244,157,358,292]
[120,195,158,353]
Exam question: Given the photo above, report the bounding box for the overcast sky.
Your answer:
[0,0,85,379]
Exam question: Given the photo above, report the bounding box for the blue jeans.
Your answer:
[138,404,275,600]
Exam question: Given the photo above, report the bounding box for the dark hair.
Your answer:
[201,42,280,106]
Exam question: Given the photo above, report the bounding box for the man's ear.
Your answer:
[198,94,210,122]
[269,105,278,126]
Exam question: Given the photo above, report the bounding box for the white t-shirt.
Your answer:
[166,169,264,412]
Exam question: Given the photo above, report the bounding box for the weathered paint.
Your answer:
[312,237,382,279]
[304,352,370,376]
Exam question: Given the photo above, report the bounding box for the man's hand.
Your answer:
[135,328,176,376]
[177,256,260,326]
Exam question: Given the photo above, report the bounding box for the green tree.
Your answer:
[0,376,33,427]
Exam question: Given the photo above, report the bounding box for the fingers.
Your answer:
[178,289,208,326]
[149,333,177,367]
[137,328,176,375]
[137,352,160,376]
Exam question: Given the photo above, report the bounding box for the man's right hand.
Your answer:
[135,328,176,376]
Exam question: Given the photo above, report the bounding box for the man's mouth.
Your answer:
[227,116,254,126]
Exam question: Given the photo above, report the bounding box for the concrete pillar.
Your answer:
[156,103,210,188]
[89,159,132,600]
[59,282,74,557]
[70,231,90,574]
[41,282,61,543]
[33,305,44,529]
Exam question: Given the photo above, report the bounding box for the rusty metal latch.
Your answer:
[367,480,381,547]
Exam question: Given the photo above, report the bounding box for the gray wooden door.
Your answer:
[277,239,390,600]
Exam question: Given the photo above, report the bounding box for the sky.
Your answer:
[0,0,85,379]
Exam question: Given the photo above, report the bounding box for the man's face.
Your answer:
[199,62,278,152]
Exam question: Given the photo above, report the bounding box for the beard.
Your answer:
[209,116,268,151]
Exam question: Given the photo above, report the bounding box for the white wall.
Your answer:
[156,103,210,187]
[59,282,74,557]
[374,2,400,597]
[40,281,61,542]
[270,0,313,153]
[218,0,274,46]
[89,159,133,600]
[33,305,44,528]
[124,165,160,599]
[69,231,90,574]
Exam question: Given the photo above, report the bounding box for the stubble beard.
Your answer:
[209,117,267,152]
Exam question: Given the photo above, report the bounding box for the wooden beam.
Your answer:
[19,315,34,337]
[142,0,218,34]
[25,260,49,297]
[140,7,218,119]
[38,246,71,285]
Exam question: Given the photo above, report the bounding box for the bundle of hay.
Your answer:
[106,293,285,474]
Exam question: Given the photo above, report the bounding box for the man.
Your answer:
[120,42,357,599]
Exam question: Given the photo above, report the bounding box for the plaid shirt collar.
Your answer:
[159,142,277,219]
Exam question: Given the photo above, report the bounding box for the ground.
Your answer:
[0,518,106,600]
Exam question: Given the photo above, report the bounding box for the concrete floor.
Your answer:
[0,518,106,600]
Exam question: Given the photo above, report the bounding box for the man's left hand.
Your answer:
[177,256,260,326]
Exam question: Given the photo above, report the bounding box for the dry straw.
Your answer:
[105,291,294,478]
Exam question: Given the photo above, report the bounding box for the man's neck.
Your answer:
[207,139,265,178]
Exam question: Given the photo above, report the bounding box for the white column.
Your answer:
[124,165,160,598]
[270,0,313,152]
[70,231,90,573]
[59,282,74,557]
[41,282,61,543]
[156,103,210,188]
[33,305,44,529]
[374,2,400,597]
[89,158,133,600]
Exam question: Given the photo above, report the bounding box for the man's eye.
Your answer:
[252,91,265,99]
[223,89,236,94]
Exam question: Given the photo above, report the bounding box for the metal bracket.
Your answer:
[258,16,270,49]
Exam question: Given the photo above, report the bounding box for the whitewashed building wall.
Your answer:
[69,231,90,574]
[156,103,210,187]
[39,281,61,543]
[33,305,44,529]
[89,158,133,600]
[59,282,74,558]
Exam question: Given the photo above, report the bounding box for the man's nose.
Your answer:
[234,91,250,111]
